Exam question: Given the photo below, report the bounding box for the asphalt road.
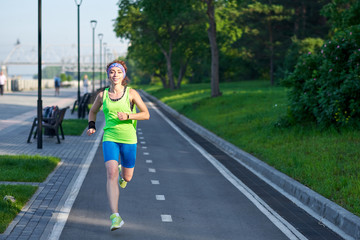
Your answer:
[59,99,294,240]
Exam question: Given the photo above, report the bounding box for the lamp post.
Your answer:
[103,42,107,87]
[90,20,97,93]
[98,33,103,89]
[37,0,43,149]
[74,0,82,118]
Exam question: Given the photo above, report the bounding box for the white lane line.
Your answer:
[138,132,143,135]
[142,146,148,149]
[143,152,149,155]
[139,136,145,140]
[151,180,160,185]
[138,128,142,131]
[141,141,146,144]
[156,195,165,201]
[161,215,172,222]
[146,160,153,163]
[147,100,307,240]
[148,168,156,173]
[48,122,105,240]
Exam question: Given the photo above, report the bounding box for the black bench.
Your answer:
[27,107,69,144]
[72,93,91,118]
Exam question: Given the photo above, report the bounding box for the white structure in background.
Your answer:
[1,43,125,72]
[0,43,127,92]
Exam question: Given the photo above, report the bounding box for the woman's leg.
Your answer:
[121,166,134,182]
[105,160,120,213]
[119,143,137,183]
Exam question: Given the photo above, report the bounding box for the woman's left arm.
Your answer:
[127,89,150,121]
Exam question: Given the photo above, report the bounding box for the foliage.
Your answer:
[114,0,330,84]
[321,0,360,32]
[60,73,67,82]
[217,0,328,83]
[283,25,360,127]
[281,36,324,77]
[114,0,205,89]
[42,66,61,79]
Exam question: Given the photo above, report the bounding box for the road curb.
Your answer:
[141,90,360,240]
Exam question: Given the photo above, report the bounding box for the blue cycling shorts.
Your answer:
[102,141,137,168]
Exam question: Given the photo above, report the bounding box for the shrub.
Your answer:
[281,36,324,77]
[283,25,360,127]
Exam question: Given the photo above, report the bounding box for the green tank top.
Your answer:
[102,87,137,144]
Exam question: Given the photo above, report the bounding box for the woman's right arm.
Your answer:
[87,91,103,136]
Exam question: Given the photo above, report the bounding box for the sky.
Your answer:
[0,0,128,76]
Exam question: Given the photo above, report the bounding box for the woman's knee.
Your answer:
[106,163,119,180]
[123,174,133,182]
[122,167,134,182]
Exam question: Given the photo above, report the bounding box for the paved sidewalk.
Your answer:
[0,88,104,240]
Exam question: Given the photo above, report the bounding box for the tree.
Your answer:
[237,1,293,85]
[127,40,168,87]
[114,0,202,90]
[321,0,360,32]
[203,0,222,97]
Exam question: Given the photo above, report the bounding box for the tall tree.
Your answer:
[114,0,202,90]
[126,41,168,87]
[236,1,293,84]
[321,0,360,31]
[203,0,222,97]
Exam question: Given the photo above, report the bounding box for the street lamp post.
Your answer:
[90,20,97,93]
[37,0,43,149]
[74,0,82,119]
[98,33,103,89]
[103,42,107,87]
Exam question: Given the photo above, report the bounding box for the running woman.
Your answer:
[87,60,150,231]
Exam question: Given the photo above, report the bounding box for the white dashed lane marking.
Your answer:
[161,215,173,222]
[156,195,165,201]
[151,180,160,185]
[138,125,173,225]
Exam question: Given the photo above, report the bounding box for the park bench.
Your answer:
[27,106,69,144]
[71,93,91,118]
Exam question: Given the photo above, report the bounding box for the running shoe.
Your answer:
[110,213,124,231]
[118,165,127,188]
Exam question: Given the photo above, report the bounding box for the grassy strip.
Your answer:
[0,185,38,233]
[62,119,88,136]
[139,81,360,216]
[0,155,60,182]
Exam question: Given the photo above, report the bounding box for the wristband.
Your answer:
[88,121,96,130]
[127,113,130,120]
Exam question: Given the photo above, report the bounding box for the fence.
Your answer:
[4,78,82,92]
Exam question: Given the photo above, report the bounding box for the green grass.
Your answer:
[0,185,38,233]
[62,119,88,135]
[0,155,60,182]
[139,81,360,216]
